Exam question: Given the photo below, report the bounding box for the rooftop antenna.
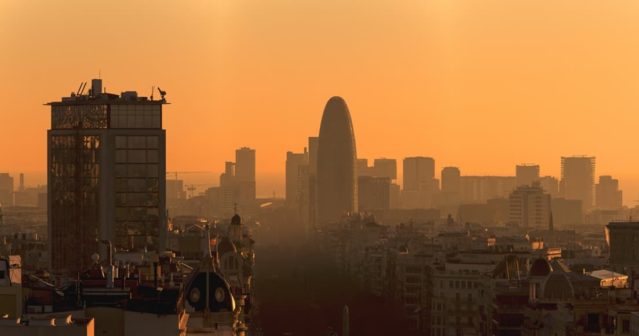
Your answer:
[157,87,167,102]
[151,86,155,101]
[77,82,87,96]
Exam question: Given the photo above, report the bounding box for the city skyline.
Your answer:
[2,1,639,202]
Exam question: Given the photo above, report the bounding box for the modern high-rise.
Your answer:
[373,158,397,180]
[515,164,540,187]
[0,173,13,206]
[595,175,622,210]
[358,176,391,211]
[47,79,166,273]
[235,147,256,208]
[539,176,559,196]
[402,157,438,209]
[560,156,595,211]
[285,149,309,208]
[317,97,358,225]
[441,167,461,194]
[508,183,551,229]
[307,137,319,228]
[403,157,435,191]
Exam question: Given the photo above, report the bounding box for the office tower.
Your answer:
[285,149,309,208]
[47,79,166,273]
[372,158,397,180]
[235,147,256,208]
[358,176,391,211]
[403,157,435,191]
[508,183,551,229]
[317,96,358,225]
[539,176,559,196]
[560,156,595,211]
[459,176,516,203]
[402,157,437,209]
[219,162,238,216]
[551,198,583,227]
[389,183,401,209]
[441,167,461,194]
[166,178,186,212]
[357,158,370,177]
[595,175,622,210]
[48,79,166,272]
[515,164,540,187]
[607,221,639,274]
[0,173,13,206]
[18,173,24,192]
[307,137,319,229]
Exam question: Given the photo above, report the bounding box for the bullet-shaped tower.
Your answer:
[317,97,358,226]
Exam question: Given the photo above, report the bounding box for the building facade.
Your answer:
[317,97,358,225]
[560,156,595,212]
[47,79,166,273]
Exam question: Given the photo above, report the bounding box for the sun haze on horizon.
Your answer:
[1,0,639,201]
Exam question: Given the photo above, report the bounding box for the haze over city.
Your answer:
[4,1,639,336]
[2,0,639,201]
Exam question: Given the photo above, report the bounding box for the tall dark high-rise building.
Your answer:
[441,167,461,194]
[317,97,357,225]
[515,164,540,187]
[403,157,435,192]
[285,149,309,208]
[560,156,595,211]
[0,173,13,206]
[47,79,167,273]
[595,175,622,210]
[235,147,256,208]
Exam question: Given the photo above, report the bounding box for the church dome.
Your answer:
[530,258,553,277]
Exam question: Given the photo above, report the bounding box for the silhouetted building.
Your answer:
[539,175,559,196]
[403,157,435,191]
[402,157,438,208]
[508,183,551,229]
[373,158,397,180]
[0,173,13,206]
[606,221,639,274]
[551,198,583,227]
[307,136,319,229]
[516,164,539,187]
[357,158,370,177]
[47,79,167,273]
[460,176,516,203]
[235,147,256,208]
[317,97,358,225]
[358,176,391,211]
[14,185,46,208]
[441,167,461,194]
[166,178,186,213]
[285,149,309,209]
[595,175,622,210]
[560,156,595,211]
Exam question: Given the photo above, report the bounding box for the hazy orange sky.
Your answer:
[1,1,639,202]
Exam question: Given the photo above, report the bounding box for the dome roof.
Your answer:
[542,273,574,300]
[185,270,235,313]
[530,258,553,277]
[231,214,242,226]
[217,236,237,255]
